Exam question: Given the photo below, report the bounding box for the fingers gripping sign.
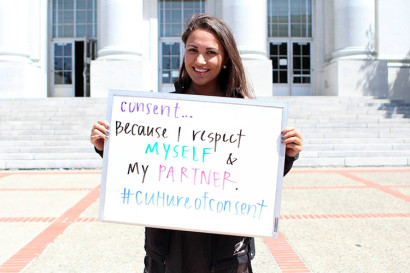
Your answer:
[281,127,303,158]
[91,120,110,152]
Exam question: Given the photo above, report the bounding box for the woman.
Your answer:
[91,13,303,273]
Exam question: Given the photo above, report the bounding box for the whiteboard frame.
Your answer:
[99,90,288,238]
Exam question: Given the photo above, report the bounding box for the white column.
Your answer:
[332,0,376,59]
[323,0,335,60]
[222,0,268,60]
[0,0,31,63]
[91,0,156,97]
[98,0,143,60]
[222,0,272,97]
[323,0,388,97]
[0,0,47,98]
[313,0,325,95]
[29,0,48,96]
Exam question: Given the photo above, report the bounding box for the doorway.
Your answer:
[269,41,312,96]
[51,38,96,97]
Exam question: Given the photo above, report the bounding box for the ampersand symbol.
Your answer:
[226,153,238,165]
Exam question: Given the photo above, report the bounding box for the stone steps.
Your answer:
[0,97,105,169]
[3,159,102,169]
[1,96,410,169]
[264,96,410,167]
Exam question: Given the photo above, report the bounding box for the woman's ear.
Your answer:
[223,56,229,67]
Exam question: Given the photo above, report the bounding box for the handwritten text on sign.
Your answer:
[99,91,288,238]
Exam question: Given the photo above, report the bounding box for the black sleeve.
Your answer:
[94,146,104,158]
[283,154,299,176]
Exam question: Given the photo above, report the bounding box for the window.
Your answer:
[159,0,205,37]
[292,43,311,83]
[159,0,205,87]
[53,0,97,38]
[54,43,72,84]
[161,42,181,84]
[268,0,311,38]
[270,43,288,84]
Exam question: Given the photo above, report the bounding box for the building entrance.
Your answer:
[269,41,312,95]
[267,0,313,96]
[51,38,96,97]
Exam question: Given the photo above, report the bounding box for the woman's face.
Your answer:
[184,29,227,95]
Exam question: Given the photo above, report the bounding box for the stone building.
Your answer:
[0,0,409,101]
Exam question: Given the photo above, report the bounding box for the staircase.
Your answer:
[269,96,410,167]
[0,98,107,169]
[0,96,410,169]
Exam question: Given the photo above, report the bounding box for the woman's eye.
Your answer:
[187,48,197,53]
[208,51,216,55]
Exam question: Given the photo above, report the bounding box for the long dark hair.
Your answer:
[176,13,254,99]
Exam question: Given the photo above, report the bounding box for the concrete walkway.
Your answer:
[0,168,409,273]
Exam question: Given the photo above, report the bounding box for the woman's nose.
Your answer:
[195,54,206,65]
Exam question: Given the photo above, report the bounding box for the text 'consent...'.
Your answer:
[120,100,193,119]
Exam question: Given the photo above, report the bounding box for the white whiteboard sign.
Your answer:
[99,90,288,238]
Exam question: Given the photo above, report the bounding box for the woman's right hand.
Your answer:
[90,120,110,152]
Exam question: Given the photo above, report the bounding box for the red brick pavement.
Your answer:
[0,169,409,272]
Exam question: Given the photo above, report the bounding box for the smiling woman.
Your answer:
[90,13,303,273]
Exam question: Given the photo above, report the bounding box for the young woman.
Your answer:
[91,13,303,273]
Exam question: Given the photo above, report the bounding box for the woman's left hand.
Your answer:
[282,127,303,158]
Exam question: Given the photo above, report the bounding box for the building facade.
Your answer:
[0,0,409,100]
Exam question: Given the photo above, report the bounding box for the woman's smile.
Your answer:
[193,67,209,73]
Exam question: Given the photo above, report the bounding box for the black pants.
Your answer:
[143,255,252,273]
